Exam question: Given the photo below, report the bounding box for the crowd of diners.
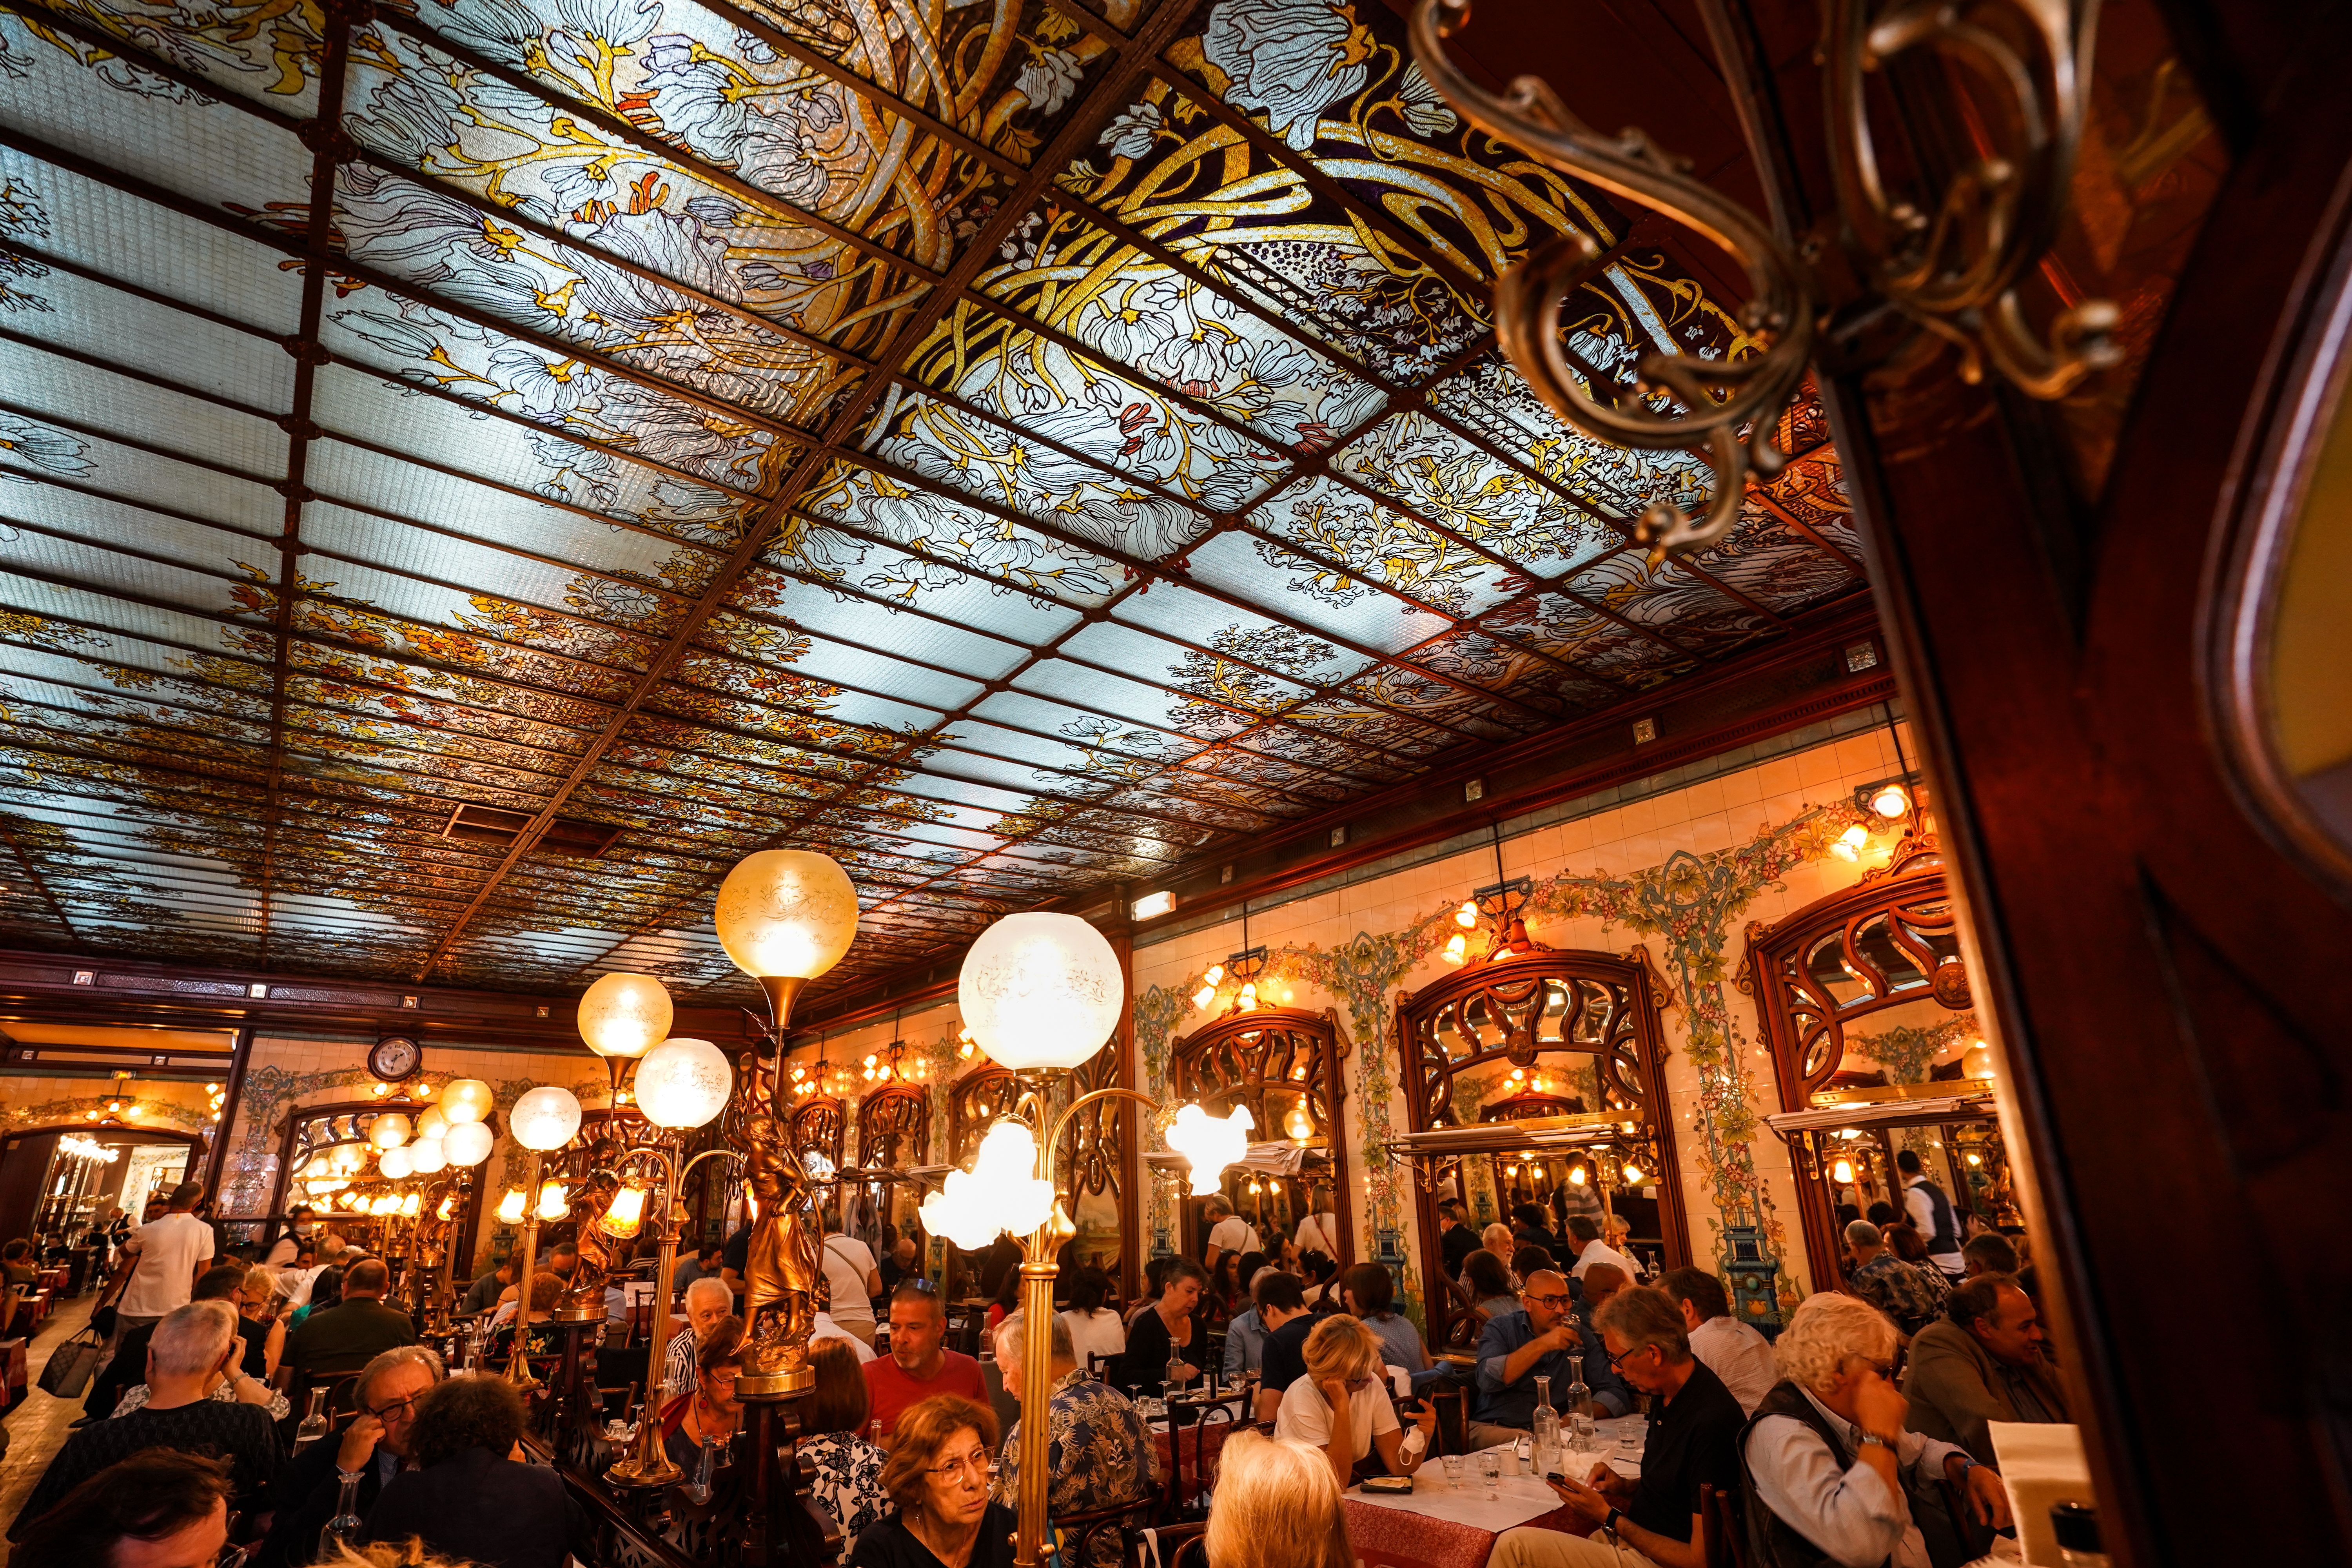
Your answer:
[10,1165,2071,1568]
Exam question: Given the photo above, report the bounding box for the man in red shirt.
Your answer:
[862,1279,986,1445]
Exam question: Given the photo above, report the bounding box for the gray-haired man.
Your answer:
[255,1343,446,1568]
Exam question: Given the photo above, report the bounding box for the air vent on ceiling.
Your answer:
[441,804,622,858]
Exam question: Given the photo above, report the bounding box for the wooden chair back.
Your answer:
[1124,1521,1207,1568]
[1702,1481,1748,1568]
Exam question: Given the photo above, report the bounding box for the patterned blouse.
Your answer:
[802,1432,891,1548]
[995,1370,1161,1568]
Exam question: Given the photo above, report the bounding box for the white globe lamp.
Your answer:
[510,1086,582,1152]
[634,1037,733,1130]
[440,1079,495,1126]
[578,972,673,1060]
[443,1120,495,1167]
[958,912,1122,1071]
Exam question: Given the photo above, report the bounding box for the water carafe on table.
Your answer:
[1564,1362,1595,1452]
[1532,1375,1561,1475]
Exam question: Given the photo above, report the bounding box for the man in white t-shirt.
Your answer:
[1560,1215,1643,1285]
[1294,1192,1341,1261]
[817,1211,882,1345]
[111,1181,215,1345]
[1202,1197,1261,1274]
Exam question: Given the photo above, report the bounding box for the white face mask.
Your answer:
[292,1222,312,1236]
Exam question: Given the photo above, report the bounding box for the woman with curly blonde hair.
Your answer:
[1205,1430,1351,1568]
[1739,1293,2010,1568]
[1270,1314,1432,1491]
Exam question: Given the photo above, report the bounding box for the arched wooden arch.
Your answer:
[1746,835,2006,1292]
[856,1083,930,1172]
[1399,944,1686,1344]
[948,1067,1020,1165]
[0,1124,209,1250]
[1169,1006,1349,1265]
[789,1096,846,1173]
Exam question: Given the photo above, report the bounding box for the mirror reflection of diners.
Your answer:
[1749,833,2022,1292]
[1168,1003,1349,1271]
[855,1082,930,1241]
[1396,898,1686,1349]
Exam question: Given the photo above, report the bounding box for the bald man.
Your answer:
[1468,1269,1633,1449]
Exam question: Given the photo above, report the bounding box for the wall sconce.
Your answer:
[497,1188,526,1224]
[1622,1164,1644,1185]
[1831,1158,1856,1185]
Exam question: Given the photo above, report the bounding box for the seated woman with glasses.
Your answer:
[848,1394,1014,1568]
[661,1315,745,1473]
[1272,1316,1434,1492]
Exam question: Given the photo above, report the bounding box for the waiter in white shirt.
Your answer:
[1561,1214,1643,1284]
[1203,1196,1262,1274]
[1896,1149,1966,1281]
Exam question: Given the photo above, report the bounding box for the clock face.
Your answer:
[368,1035,421,1082]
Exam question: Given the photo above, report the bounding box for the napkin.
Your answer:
[1988,1421,2094,1567]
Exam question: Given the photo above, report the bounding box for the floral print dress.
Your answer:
[801,1431,891,1548]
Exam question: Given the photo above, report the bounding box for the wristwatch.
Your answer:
[1603,1508,1624,1535]
[1855,1431,1894,1451]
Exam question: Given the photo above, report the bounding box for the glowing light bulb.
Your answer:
[1193,984,1218,1011]
[497,1188,526,1224]
[603,1185,647,1239]
[1965,1152,1982,1167]
[1203,965,1225,986]
[1237,982,1258,1011]
[1283,1102,1312,1140]
[1455,901,1478,929]
[1443,933,1468,964]
[1166,1103,1255,1195]
[537,1180,568,1222]
[1568,1165,1587,1186]
[1871,783,1910,819]
[1621,1165,1643,1184]
[1831,1158,1855,1185]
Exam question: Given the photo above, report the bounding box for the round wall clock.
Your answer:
[368,1034,423,1083]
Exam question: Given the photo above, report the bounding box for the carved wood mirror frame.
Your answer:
[270,1099,492,1285]
[1745,836,2005,1292]
[1167,1005,1350,1265]
[1397,946,1685,1343]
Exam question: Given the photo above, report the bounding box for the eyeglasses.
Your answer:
[1524,1292,1572,1310]
[367,1394,421,1423]
[927,1450,999,1488]
[1605,1343,1658,1371]
[216,1545,251,1568]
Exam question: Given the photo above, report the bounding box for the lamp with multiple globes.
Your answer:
[408,1138,446,1175]
[949,910,1250,1568]
[499,1086,581,1390]
[378,1145,414,1181]
[606,1037,736,1489]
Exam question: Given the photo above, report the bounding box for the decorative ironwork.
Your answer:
[1408,0,1815,560]
[1409,0,2113,558]
[1822,0,2119,397]
[1749,836,1967,1102]
[1171,1006,1345,1147]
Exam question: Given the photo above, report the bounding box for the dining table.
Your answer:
[1341,1418,1647,1568]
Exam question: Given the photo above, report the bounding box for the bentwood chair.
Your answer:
[1701,1482,1749,1568]
[1053,1495,1159,1568]
[1124,1521,1207,1568]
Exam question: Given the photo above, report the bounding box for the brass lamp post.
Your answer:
[711,849,860,1398]
[935,913,1253,1568]
[502,1086,583,1389]
[604,1034,739,1489]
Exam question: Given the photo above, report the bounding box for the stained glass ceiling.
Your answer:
[0,0,1864,1001]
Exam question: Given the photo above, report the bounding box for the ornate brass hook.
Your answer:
[1410,0,2115,557]
[1410,0,1816,563]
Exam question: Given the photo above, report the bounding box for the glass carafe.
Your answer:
[1532,1375,1561,1475]
[320,1469,364,1556]
[293,1387,332,1452]
[685,1436,717,1504]
[1164,1350,1187,1400]
[1564,1358,1595,1452]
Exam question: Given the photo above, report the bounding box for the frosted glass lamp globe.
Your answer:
[511,1086,583,1152]
[407,1136,447,1174]
[958,912,1122,1071]
[368,1114,412,1151]
[635,1037,733,1130]
[714,851,859,979]
[444,1120,495,1167]
[377,1145,414,1180]
[577,972,674,1059]
[439,1080,495,1126]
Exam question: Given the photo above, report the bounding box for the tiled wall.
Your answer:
[1131,706,1924,1323]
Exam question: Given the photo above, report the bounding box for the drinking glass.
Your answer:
[1441,1454,1465,1486]
[1477,1450,1501,1483]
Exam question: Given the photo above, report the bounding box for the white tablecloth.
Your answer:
[1348,1423,1645,1532]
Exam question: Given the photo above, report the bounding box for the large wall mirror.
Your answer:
[274,1100,488,1299]
[1168,1006,1348,1266]
[855,1083,931,1240]
[1747,836,2019,1291]
[1397,946,1684,1343]
[941,1045,1130,1283]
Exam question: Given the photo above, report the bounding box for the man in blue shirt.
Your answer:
[1470,1268,1633,1449]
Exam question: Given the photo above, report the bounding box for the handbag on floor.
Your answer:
[38,1324,102,1399]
